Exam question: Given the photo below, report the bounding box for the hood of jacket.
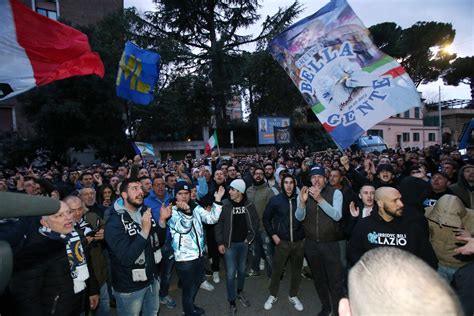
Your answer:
[425,194,474,229]
[113,197,143,215]
[400,176,431,208]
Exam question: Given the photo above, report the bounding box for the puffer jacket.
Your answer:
[168,201,222,262]
[425,194,474,268]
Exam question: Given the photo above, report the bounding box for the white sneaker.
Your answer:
[289,296,304,311]
[259,258,265,271]
[200,280,214,291]
[213,271,220,283]
[264,295,277,310]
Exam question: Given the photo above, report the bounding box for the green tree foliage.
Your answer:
[443,56,474,104]
[139,0,302,127]
[369,21,456,86]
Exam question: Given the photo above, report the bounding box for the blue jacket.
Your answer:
[105,198,166,293]
[167,201,222,262]
[144,190,171,222]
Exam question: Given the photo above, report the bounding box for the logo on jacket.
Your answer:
[367,231,407,246]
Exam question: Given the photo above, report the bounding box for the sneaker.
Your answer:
[194,305,205,315]
[289,296,304,311]
[200,280,215,291]
[160,295,177,309]
[205,269,213,277]
[259,258,265,271]
[245,269,260,278]
[229,304,237,316]
[301,271,313,280]
[238,291,250,307]
[213,271,220,283]
[264,295,277,310]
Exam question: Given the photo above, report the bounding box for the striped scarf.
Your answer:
[39,226,90,293]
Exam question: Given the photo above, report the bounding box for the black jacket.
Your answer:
[348,211,438,269]
[215,198,259,248]
[263,191,304,242]
[7,220,98,316]
[105,200,166,293]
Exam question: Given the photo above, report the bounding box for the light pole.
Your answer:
[438,86,442,145]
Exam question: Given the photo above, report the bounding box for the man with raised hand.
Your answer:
[167,182,225,316]
[297,165,344,316]
[105,179,169,316]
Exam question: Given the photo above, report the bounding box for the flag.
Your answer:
[116,41,160,105]
[132,142,156,157]
[205,130,218,155]
[0,0,104,101]
[274,126,292,145]
[269,0,421,149]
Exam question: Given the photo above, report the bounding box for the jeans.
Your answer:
[248,230,274,277]
[159,243,175,298]
[305,240,344,315]
[113,279,160,316]
[224,242,248,302]
[269,240,304,297]
[438,264,458,283]
[175,257,205,316]
[96,282,110,316]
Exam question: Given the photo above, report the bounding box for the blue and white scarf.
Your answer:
[39,226,89,293]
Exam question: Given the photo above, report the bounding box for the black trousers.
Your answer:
[305,239,345,316]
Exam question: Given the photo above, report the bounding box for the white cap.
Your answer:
[230,179,246,194]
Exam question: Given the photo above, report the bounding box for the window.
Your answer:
[429,133,436,142]
[396,113,401,118]
[404,110,410,118]
[36,8,57,20]
[403,133,410,142]
[367,129,384,138]
[413,133,420,142]
[414,107,420,119]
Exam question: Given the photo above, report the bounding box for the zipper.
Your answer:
[228,206,234,248]
[179,234,182,249]
[316,203,320,242]
[50,293,59,315]
[289,198,293,242]
[192,223,202,257]
[246,203,255,244]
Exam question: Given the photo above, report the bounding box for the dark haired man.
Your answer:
[105,179,170,316]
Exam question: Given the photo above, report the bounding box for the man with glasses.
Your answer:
[246,167,275,278]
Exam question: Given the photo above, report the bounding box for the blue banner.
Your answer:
[258,117,291,145]
[132,142,156,157]
[116,41,160,105]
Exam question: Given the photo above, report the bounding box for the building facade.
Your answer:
[366,106,440,149]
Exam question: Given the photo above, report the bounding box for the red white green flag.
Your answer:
[205,130,218,155]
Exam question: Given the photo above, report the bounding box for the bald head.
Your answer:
[340,247,462,316]
[375,187,404,220]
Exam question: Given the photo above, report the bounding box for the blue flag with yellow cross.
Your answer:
[116,41,160,105]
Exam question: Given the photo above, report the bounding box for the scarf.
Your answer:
[39,226,89,293]
[120,210,162,276]
[76,217,93,236]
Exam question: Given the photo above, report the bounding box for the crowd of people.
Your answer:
[0,144,473,316]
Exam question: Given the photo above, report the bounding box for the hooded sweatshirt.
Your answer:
[449,165,474,208]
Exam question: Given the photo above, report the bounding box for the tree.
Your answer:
[138,0,302,127]
[443,56,474,105]
[369,21,456,86]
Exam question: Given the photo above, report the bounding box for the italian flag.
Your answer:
[0,0,104,101]
[205,130,218,155]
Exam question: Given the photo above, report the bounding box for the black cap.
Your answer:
[376,164,394,174]
[174,181,191,196]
